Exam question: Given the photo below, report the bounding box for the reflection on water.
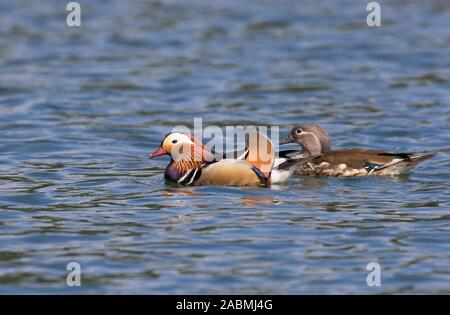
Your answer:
[0,0,450,294]
[240,196,278,207]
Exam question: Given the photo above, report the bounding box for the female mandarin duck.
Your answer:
[150,130,299,186]
[280,124,436,177]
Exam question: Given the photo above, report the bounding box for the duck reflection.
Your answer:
[159,187,208,198]
[240,195,278,207]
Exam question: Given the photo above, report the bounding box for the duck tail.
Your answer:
[409,152,437,163]
[244,129,275,178]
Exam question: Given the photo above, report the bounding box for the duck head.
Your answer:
[280,124,331,156]
[149,132,213,162]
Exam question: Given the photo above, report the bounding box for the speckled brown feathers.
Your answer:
[294,149,436,177]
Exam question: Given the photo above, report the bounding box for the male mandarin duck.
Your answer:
[149,130,300,186]
[280,124,436,177]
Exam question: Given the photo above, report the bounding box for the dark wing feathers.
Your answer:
[312,148,435,171]
[278,149,303,158]
[377,152,413,160]
[313,148,411,169]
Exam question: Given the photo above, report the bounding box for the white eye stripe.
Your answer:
[166,133,195,145]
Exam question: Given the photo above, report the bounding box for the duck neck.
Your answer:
[165,146,214,182]
[165,160,202,182]
[300,134,322,156]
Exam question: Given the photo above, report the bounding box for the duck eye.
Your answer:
[295,128,303,134]
[172,140,178,144]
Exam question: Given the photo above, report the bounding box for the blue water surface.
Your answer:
[0,0,449,294]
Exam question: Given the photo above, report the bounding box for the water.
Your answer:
[0,0,449,294]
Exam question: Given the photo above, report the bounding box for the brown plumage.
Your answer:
[280,124,331,156]
[194,160,263,186]
[282,125,436,177]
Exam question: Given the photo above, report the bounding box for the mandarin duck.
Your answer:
[149,130,301,186]
[280,124,436,177]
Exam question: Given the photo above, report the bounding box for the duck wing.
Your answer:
[310,148,436,175]
[244,129,275,178]
[313,149,401,168]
